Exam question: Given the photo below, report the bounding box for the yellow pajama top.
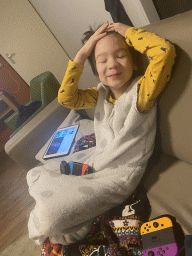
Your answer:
[58,27,176,113]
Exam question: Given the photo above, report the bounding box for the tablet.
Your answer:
[43,124,79,160]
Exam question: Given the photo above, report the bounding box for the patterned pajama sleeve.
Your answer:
[58,60,98,109]
[125,27,176,113]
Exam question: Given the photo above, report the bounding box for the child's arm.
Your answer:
[58,60,98,109]
[58,21,109,109]
[107,23,176,113]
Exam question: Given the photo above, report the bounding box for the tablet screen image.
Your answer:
[43,125,79,159]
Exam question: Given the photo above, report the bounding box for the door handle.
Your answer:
[6,53,16,64]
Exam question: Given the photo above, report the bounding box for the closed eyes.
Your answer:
[99,55,127,63]
[117,54,127,58]
[96,48,128,63]
[100,59,107,63]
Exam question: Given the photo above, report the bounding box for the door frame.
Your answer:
[121,0,160,27]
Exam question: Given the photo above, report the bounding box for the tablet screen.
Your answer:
[43,125,79,159]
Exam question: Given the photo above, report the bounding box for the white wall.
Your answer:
[28,0,113,59]
[28,0,114,92]
[121,0,160,27]
[28,0,160,90]
[0,0,69,85]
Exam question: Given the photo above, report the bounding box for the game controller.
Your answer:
[143,243,178,256]
[60,160,94,175]
[141,216,178,256]
[141,217,173,235]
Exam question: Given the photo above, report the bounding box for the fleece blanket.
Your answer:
[27,77,157,246]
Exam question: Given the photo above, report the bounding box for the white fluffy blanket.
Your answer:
[27,149,145,246]
[27,78,157,246]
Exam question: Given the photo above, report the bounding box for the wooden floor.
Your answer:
[0,149,36,253]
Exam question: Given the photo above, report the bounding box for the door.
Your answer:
[0,54,30,105]
[0,0,69,149]
[0,0,69,85]
[0,54,30,150]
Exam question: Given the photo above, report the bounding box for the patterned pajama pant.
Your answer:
[40,134,151,255]
[41,184,150,256]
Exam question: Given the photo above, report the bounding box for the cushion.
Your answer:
[35,109,95,164]
[143,151,192,235]
[142,10,192,165]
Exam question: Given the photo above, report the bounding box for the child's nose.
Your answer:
[108,57,118,69]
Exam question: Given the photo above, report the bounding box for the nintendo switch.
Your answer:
[141,216,178,256]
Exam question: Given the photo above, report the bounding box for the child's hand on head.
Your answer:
[78,21,109,59]
[107,23,132,38]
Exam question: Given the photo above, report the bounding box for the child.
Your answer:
[58,21,176,113]
[58,22,176,175]
[28,21,176,255]
[57,22,177,207]
[58,21,177,254]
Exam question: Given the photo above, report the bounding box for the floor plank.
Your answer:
[0,149,37,253]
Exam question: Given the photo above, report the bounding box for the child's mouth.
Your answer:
[108,73,121,79]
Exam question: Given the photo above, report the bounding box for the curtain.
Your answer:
[104,0,133,26]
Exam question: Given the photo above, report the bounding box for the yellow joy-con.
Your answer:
[140,217,173,235]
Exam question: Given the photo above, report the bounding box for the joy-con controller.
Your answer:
[141,217,178,256]
[144,243,178,256]
[141,217,173,235]
[60,160,94,175]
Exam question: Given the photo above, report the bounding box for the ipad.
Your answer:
[43,124,79,160]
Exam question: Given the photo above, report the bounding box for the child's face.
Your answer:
[95,33,137,99]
